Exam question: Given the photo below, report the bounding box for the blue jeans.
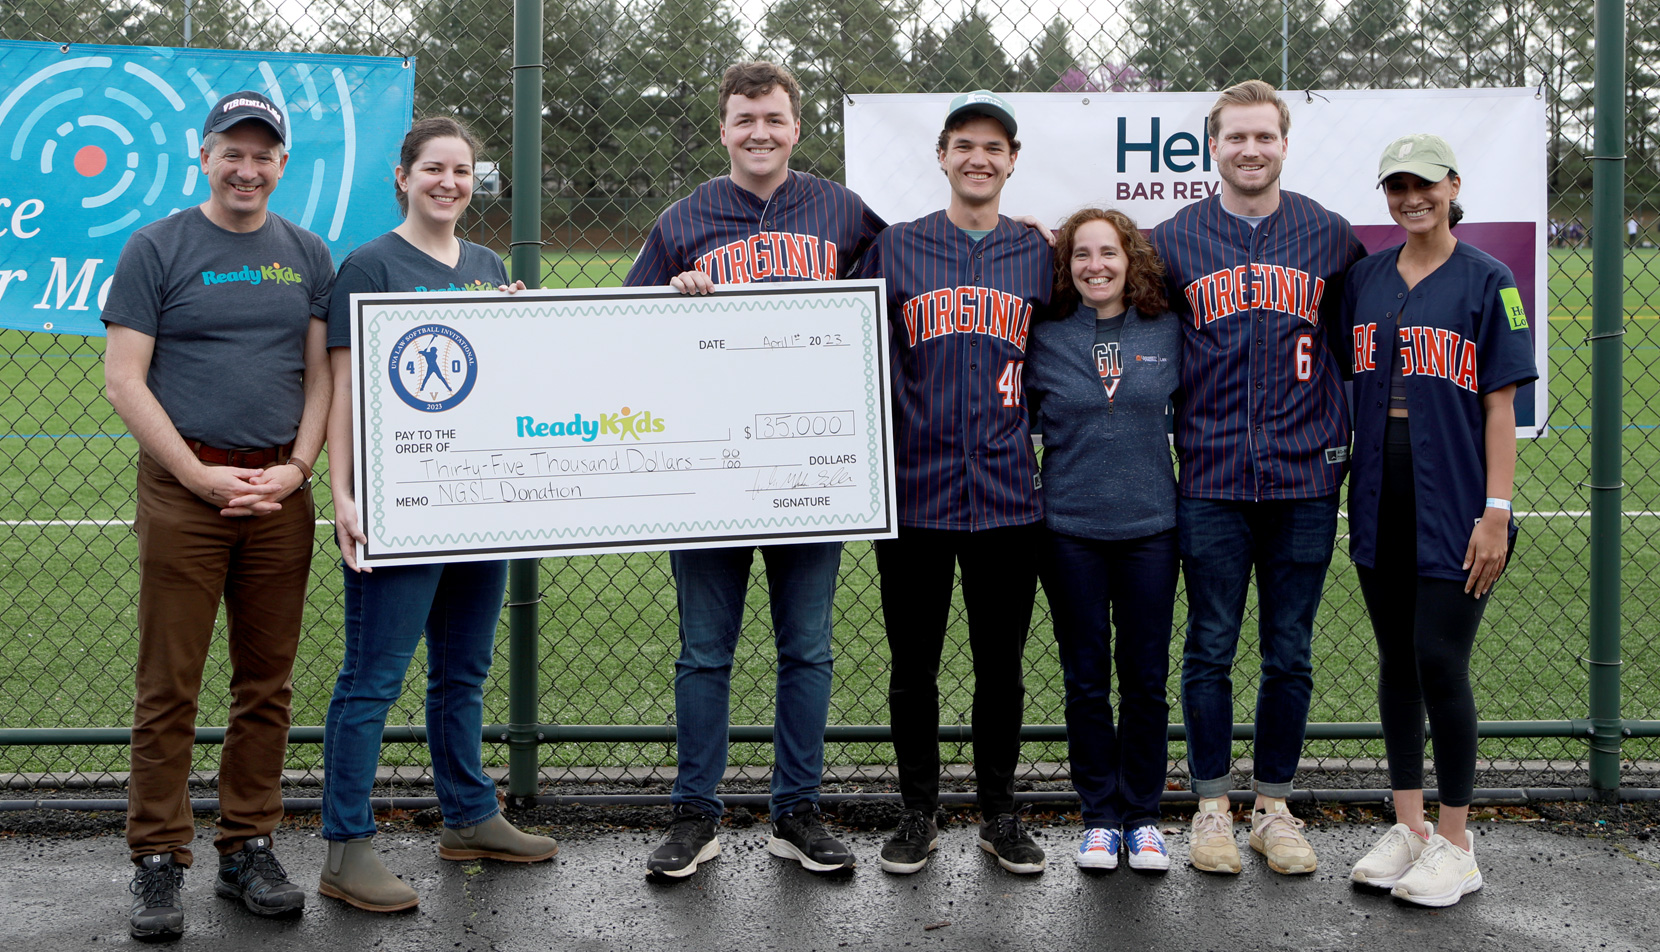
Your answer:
[1042,528,1178,829]
[322,559,508,841]
[1177,495,1338,799]
[670,542,840,821]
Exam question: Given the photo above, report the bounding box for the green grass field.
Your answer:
[2,247,1656,782]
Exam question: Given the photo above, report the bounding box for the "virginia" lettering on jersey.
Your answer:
[900,286,1033,350]
[1352,322,1479,393]
[1182,263,1325,328]
[694,231,837,283]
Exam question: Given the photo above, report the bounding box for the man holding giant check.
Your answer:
[621,61,886,880]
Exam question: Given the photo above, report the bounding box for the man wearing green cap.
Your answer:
[860,90,1053,876]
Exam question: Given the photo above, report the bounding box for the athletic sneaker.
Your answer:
[1125,824,1171,871]
[1074,827,1120,870]
[1188,801,1242,873]
[766,802,855,874]
[129,853,185,940]
[979,813,1046,874]
[215,836,305,916]
[1391,833,1483,907]
[1250,802,1318,874]
[1351,821,1433,889]
[879,809,939,874]
[646,805,720,879]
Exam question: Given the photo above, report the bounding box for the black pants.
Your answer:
[1041,528,1177,828]
[876,523,1041,817]
[1354,417,1487,807]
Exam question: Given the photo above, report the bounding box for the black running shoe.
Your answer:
[129,853,185,941]
[646,805,720,880]
[978,813,1046,874]
[766,802,855,874]
[216,836,306,916]
[879,808,939,875]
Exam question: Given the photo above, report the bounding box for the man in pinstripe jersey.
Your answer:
[858,91,1053,876]
[623,61,886,880]
[1150,80,1367,876]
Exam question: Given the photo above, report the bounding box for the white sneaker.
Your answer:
[1125,825,1171,871]
[1249,802,1318,874]
[1392,833,1483,907]
[1188,801,1241,874]
[1074,828,1120,870]
[1350,822,1432,889]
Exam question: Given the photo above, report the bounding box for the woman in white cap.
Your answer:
[1341,134,1537,907]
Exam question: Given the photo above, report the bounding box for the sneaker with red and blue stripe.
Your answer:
[1126,824,1171,871]
[1075,827,1121,869]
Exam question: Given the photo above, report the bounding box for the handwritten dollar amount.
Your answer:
[746,410,856,440]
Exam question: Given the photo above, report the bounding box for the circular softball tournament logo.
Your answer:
[388,324,478,412]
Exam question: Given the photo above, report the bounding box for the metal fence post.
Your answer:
[505,0,547,801]
[1586,0,1627,798]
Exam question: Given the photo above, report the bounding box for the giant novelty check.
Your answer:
[348,281,897,566]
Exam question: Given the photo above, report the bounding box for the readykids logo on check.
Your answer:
[515,407,667,443]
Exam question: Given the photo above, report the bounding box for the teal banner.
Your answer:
[0,41,413,336]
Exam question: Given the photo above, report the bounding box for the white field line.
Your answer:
[3,519,338,527]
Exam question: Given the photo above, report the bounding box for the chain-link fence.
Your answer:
[2,0,1656,803]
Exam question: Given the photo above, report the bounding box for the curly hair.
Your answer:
[718,61,801,122]
[1050,207,1168,317]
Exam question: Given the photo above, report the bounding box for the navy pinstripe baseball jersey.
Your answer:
[1345,241,1537,580]
[1152,191,1366,501]
[859,212,1053,530]
[624,170,885,287]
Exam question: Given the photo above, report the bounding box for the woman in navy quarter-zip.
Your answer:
[1025,207,1182,874]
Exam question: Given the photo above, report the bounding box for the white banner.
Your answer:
[348,281,897,566]
[845,89,1549,435]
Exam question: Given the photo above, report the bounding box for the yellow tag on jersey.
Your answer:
[1501,286,1528,330]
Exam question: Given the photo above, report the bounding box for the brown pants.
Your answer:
[127,450,314,865]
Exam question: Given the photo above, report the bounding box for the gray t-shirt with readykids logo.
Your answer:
[102,207,334,449]
[325,231,509,348]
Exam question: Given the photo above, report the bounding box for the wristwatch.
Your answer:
[286,457,314,492]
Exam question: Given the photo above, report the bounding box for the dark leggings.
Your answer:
[1354,417,1487,807]
[876,524,1041,817]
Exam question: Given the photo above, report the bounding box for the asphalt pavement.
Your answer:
[3,815,1657,952]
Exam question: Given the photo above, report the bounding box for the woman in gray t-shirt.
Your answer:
[1025,208,1182,872]
[317,118,551,913]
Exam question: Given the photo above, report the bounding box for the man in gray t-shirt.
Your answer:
[101,90,332,940]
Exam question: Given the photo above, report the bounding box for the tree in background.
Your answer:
[913,7,1016,94]
[1014,16,1075,92]
[762,0,913,179]
[622,0,745,200]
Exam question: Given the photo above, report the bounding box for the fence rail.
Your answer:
[1,0,1656,802]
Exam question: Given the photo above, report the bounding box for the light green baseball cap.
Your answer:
[944,90,1017,138]
[1377,133,1458,185]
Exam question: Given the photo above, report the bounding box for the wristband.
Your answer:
[1484,497,1512,512]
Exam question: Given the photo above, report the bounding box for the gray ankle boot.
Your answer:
[317,839,418,912]
[438,814,559,863]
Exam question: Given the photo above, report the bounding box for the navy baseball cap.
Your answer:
[944,90,1017,139]
[203,90,287,143]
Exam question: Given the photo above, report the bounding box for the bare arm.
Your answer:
[325,345,368,571]
[1463,384,1519,597]
[104,323,276,516]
